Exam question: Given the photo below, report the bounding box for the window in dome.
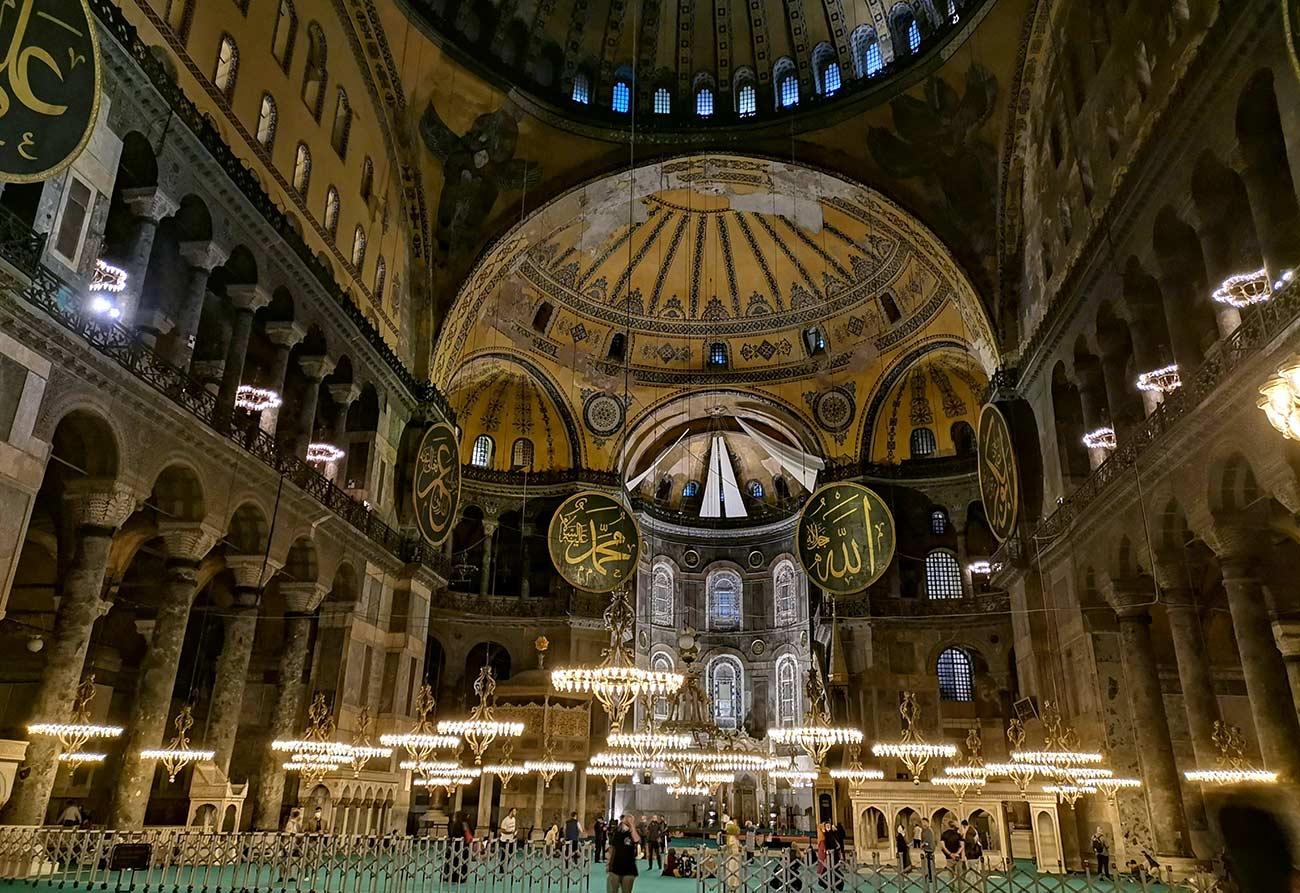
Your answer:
[696,88,714,118]
[707,342,728,368]
[708,569,742,631]
[910,427,937,458]
[607,332,626,360]
[213,35,238,98]
[292,143,311,194]
[930,508,949,535]
[866,40,883,76]
[256,93,277,148]
[511,438,534,469]
[737,84,757,117]
[779,75,799,108]
[652,653,674,718]
[470,435,494,468]
[271,0,297,71]
[747,480,764,498]
[165,0,194,40]
[654,87,672,114]
[823,61,842,95]
[803,326,827,356]
[908,19,922,53]
[572,74,591,104]
[926,550,963,599]
[951,420,976,455]
[682,480,700,498]
[301,23,327,120]
[323,186,340,235]
[351,226,367,268]
[612,80,631,113]
[360,157,375,203]
[938,647,974,701]
[776,654,799,726]
[331,88,352,158]
[851,27,883,78]
[774,475,790,499]
[773,561,797,626]
[652,565,673,624]
[532,301,554,332]
[374,256,386,303]
[881,292,901,323]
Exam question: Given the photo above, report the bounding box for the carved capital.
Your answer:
[121,186,179,222]
[179,240,230,272]
[264,321,306,349]
[191,359,225,385]
[1103,574,1156,619]
[226,284,272,314]
[298,354,336,382]
[327,383,361,406]
[1272,618,1300,660]
[225,554,283,592]
[62,478,139,530]
[134,308,174,335]
[279,582,328,614]
[157,520,222,564]
[1151,549,1201,593]
[1207,513,1264,573]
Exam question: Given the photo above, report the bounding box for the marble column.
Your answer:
[1154,555,1220,769]
[477,772,494,829]
[291,355,335,459]
[326,384,360,483]
[575,764,587,827]
[479,519,497,598]
[252,582,324,829]
[1191,218,1244,339]
[1108,578,1191,857]
[117,188,178,326]
[109,522,220,828]
[1235,152,1300,283]
[532,773,545,836]
[260,322,305,438]
[0,479,136,825]
[1076,359,1112,469]
[1129,304,1170,415]
[207,555,280,777]
[169,242,229,371]
[215,285,271,427]
[1213,529,1300,779]
[1098,336,1139,431]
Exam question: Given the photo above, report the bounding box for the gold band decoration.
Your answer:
[977,403,1019,543]
[547,490,641,592]
[0,0,102,183]
[411,421,461,547]
[796,482,895,596]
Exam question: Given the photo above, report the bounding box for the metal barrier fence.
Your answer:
[0,829,592,893]
[691,846,1222,893]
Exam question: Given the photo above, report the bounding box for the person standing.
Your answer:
[565,811,583,865]
[895,822,911,871]
[961,820,983,872]
[940,819,965,884]
[823,822,844,891]
[607,814,641,893]
[499,807,518,872]
[594,817,608,863]
[912,821,922,854]
[646,815,665,869]
[919,818,936,883]
[1092,828,1111,879]
[58,802,84,828]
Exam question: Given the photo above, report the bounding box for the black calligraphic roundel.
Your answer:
[0,0,103,183]
[411,421,461,547]
[547,490,641,593]
[796,482,896,596]
[977,403,1020,543]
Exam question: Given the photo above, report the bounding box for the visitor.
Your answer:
[961,820,983,869]
[645,814,664,869]
[919,818,936,883]
[895,822,911,871]
[659,816,670,851]
[1091,828,1111,879]
[58,802,83,828]
[284,808,304,834]
[912,821,922,853]
[544,820,560,853]
[940,818,965,882]
[822,821,844,891]
[565,811,583,865]
[594,817,608,863]
[607,814,641,893]
[663,848,679,877]
[499,807,518,872]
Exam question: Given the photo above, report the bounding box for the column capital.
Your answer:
[121,186,179,222]
[327,383,362,406]
[1102,574,1156,619]
[1273,618,1300,661]
[179,240,231,272]
[1151,549,1203,593]
[1207,513,1265,573]
[226,284,272,313]
[299,354,336,382]
[62,478,140,530]
[264,321,306,350]
[135,308,174,335]
[157,520,221,565]
[279,582,328,613]
[225,554,283,593]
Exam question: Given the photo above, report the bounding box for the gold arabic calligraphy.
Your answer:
[412,423,460,546]
[978,405,1019,541]
[549,493,639,591]
[797,483,895,595]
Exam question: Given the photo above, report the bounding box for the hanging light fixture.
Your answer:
[1093,776,1143,806]
[306,443,345,464]
[829,743,885,785]
[273,692,353,789]
[436,665,524,764]
[1081,427,1117,450]
[767,664,863,767]
[484,741,527,790]
[524,741,576,787]
[140,704,215,783]
[58,752,106,764]
[1258,357,1300,441]
[666,782,711,798]
[1044,783,1096,809]
[1184,721,1279,786]
[1212,268,1273,307]
[551,588,684,730]
[346,708,393,778]
[234,385,283,412]
[1135,364,1181,394]
[871,692,957,784]
[29,676,123,756]
[1010,701,1102,769]
[382,684,461,777]
[608,730,694,764]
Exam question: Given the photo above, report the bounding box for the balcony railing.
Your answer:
[834,591,1010,618]
[0,210,448,579]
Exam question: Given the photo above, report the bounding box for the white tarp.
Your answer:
[716,435,747,518]
[701,436,724,518]
[734,416,823,492]
[624,429,688,492]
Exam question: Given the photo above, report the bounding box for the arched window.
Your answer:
[737,84,757,117]
[374,256,386,302]
[653,87,672,114]
[910,427,937,458]
[571,73,591,104]
[612,80,631,113]
[682,480,700,498]
[926,550,963,599]
[951,420,975,455]
[775,654,800,726]
[937,647,974,701]
[652,653,674,719]
[351,225,367,267]
[301,23,327,120]
[652,564,673,624]
[607,332,626,360]
[331,88,352,157]
[707,569,742,631]
[696,86,714,117]
[510,437,534,469]
[803,326,826,356]
[323,186,340,235]
[271,0,297,71]
[360,157,375,203]
[654,476,671,500]
[881,291,902,322]
[710,656,743,729]
[747,480,764,498]
[774,475,790,500]
[773,560,797,625]
[812,44,839,95]
[851,26,882,78]
[930,509,948,535]
[292,143,311,194]
[470,435,494,468]
[707,342,728,368]
[256,93,278,147]
[531,301,553,332]
[213,35,239,98]
[774,57,798,108]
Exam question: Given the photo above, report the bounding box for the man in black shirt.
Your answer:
[607,814,641,893]
[940,820,965,884]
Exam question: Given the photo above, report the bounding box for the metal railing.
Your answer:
[0,829,592,893]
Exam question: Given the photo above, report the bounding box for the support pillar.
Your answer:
[292,355,335,460]
[1154,555,1220,769]
[170,242,229,371]
[260,322,305,438]
[575,763,587,827]
[1193,221,1244,338]
[1157,270,1212,370]
[1271,619,1300,729]
[110,522,220,829]
[479,520,497,598]
[1235,151,1300,283]
[1099,337,1139,433]
[215,286,271,427]
[0,479,135,825]
[1129,303,1171,415]
[532,773,545,836]
[1076,359,1112,469]
[117,188,178,326]
[326,384,360,483]
[477,772,494,830]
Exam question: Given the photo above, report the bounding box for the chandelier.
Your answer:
[930,728,987,805]
[415,765,482,796]
[829,743,885,785]
[586,765,636,790]
[1212,268,1271,307]
[966,560,992,576]
[1136,364,1181,394]
[551,588,684,731]
[273,693,353,789]
[770,769,819,788]
[58,752,105,764]
[436,665,524,764]
[525,730,575,788]
[1258,357,1300,441]
[871,692,956,784]
[1184,721,1279,786]
[382,683,461,775]
[666,782,711,798]
[346,708,393,777]
[141,704,215,782]
[608,730,693,764]
[1010,702,1102,769]
[484,741,527,790]
[234,385,282,412]
[986,720,1043,794]
[29,676,123,756]
[90,258,128,294]
[1081,427,1117,450]
[1044,784,1096,809]
[1093,776,1143,805]
[306,443,345,464]
[767,665,863,767]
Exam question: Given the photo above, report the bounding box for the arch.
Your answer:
[1234,69,1300,275]
[226,502,270,554]
[811,43,840,95]
[733,68,757,117]
[1050,361,1090,484]
[323,187,340,235]
[925,549,962,599]
[775,653,800,726]
[293,143,312,194]
[464,641,511,689]
[1208,451,1264,514]
[301,22,328,120]
[256,93,278,148]
[651,651,674,720]
[910,427,937,458]
[706,567,742,630]
[351,226,367,268]
[709,655,744,730]
[890,3,922,56]
[151,463,207,523]
[509,437,534,469]
[213,34,239,98]
[284,535,319,584]
[50,409,121,478]
[747,479,765,498]
[651,561,674,624]
[470,434,494,468]
[271,0,298,70]
[773,57,798,109]
[851,26,883,78]
[682,479,700,498]
[937,646,973,701]
[930,507,949,535]
[331,88,353,157]
[772,559,797,625]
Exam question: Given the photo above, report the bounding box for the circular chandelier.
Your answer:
[608,731,693,764]
[1212,268,1272,307]
[58,752,106,764]
[1093,776,1143,805]
[929,728,987,805]
[234,385,282,412]
[436,665,524,764]
[551,588,683,731]
[382,683,461,776]
[666,782,711,798]
[871,692,956,784]
[140,704,215,783]
[1258,357,1300,440]
[767,665,862,767]
[29,676,123,756]
[1044,784,1096,809]
[272,693,353,790]
[829,743,884,785]
[931,772,986,805]
[1010,702,1103,769]
[484,742,526,789]
[1184,721,1279,787]
[1136,364,1181,394]
[524,752,576,787]
[415,765,482,795]
[346,708,393,778]
[1081,427,1117,450]
[770,769,819,787]
[306,443,345,464]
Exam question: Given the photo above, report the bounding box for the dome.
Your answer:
[867,349,985,463]
[448,356,579,472]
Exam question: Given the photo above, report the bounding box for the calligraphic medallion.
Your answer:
[796,482,895,596]
[547,490,641,593]
[0,0,102,183]
[977,403,1019,543]
[411,421,461,547]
